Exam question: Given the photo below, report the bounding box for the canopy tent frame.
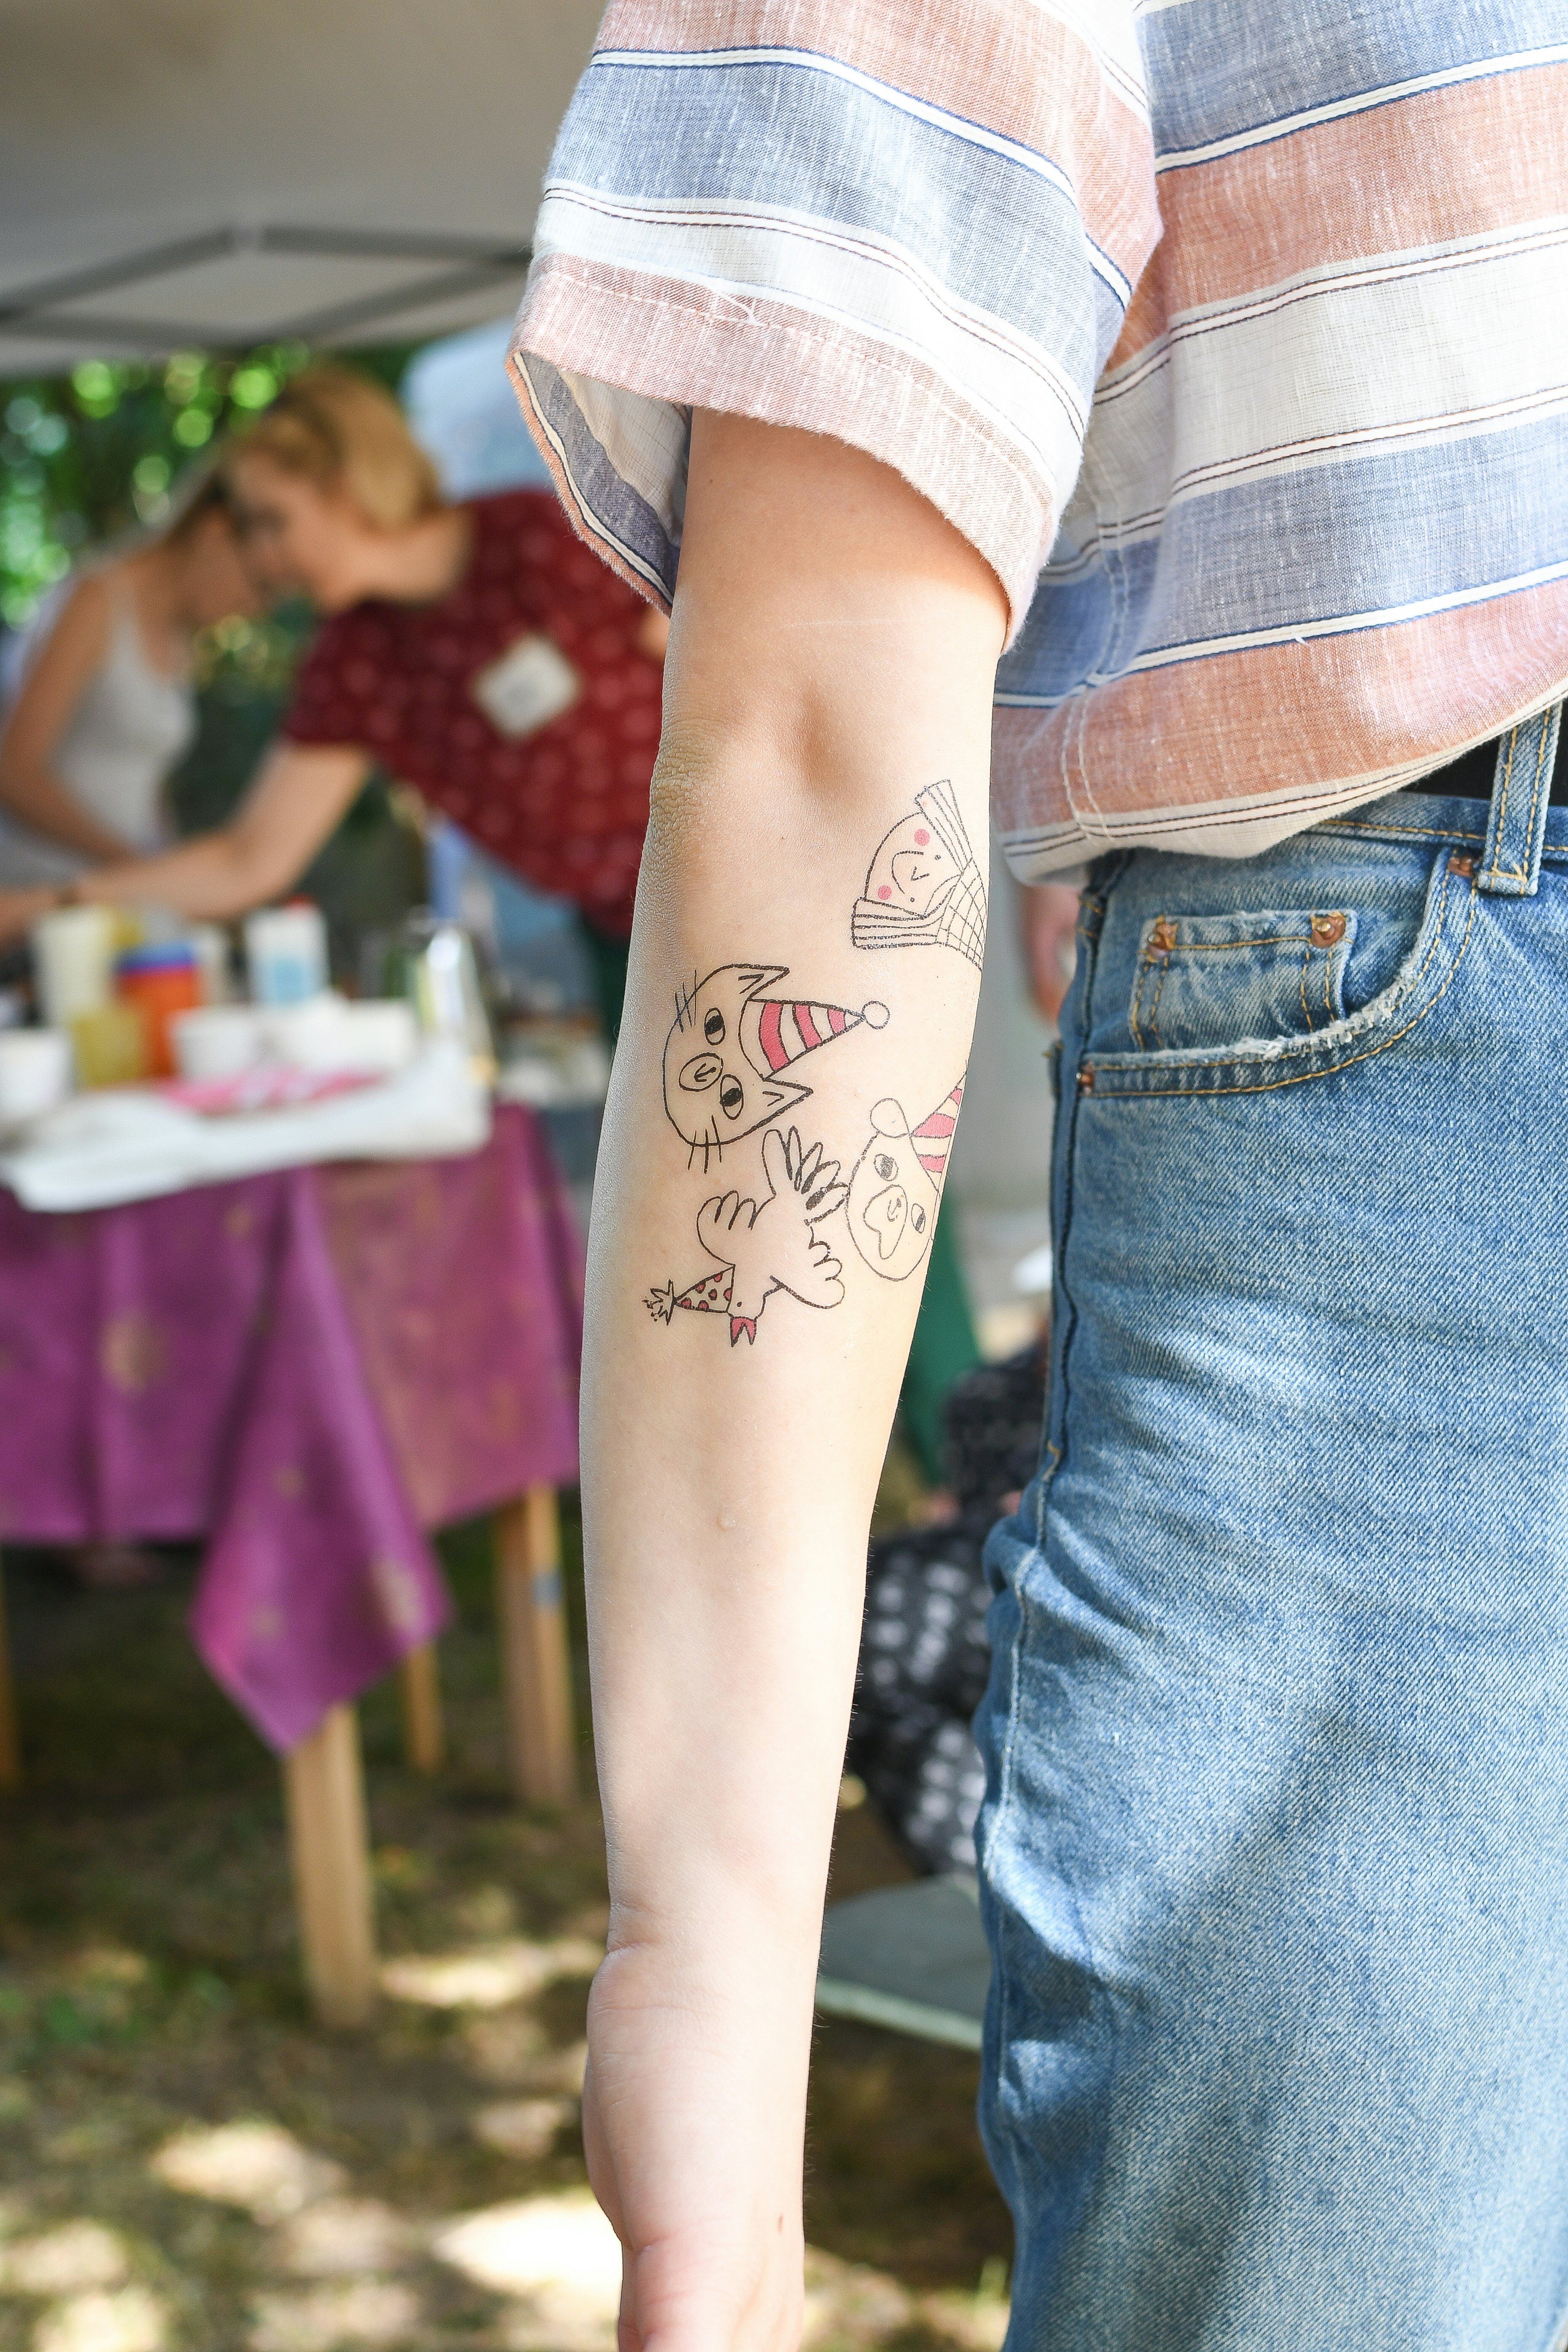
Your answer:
[0,224,533,357]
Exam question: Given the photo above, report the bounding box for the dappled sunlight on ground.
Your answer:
[378,1938,601,2012]
[1,1520,1011,2349]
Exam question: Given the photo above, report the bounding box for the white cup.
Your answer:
[261,991,351,1070]
[336,1000,418,1074]
[0,1029,72,1126]
[170,1005,267,1083]
[31,906,116,1028]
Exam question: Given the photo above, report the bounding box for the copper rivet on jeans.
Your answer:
[1310,911,1347,946]
[1150,918,1177,952]
[1078,1065,1095,1093]
[1450,853,1476,877]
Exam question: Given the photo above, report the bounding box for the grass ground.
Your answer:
[0,1496,1010,2352]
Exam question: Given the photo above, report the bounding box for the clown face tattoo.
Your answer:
[851,781,986,971]
[845,1079,964,1281]
[664,964,889,1170]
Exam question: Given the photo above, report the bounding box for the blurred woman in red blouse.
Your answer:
[0,367,667,1008]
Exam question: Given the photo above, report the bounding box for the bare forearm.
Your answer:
[69,743,367,920]
[72,828,287,920]
[0,762,136,862]
[585,421,1004,1960]
[575,416,1005,2343]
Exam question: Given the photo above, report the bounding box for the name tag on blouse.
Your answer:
[471,633,581,738]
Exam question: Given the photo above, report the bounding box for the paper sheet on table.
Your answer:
[0,1042,491,1211]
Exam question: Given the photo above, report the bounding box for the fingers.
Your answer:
[760,1125,789,1192]
[698,1191,743,1242]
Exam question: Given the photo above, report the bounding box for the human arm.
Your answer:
[0,741,369,942]
[580,412,1005,2350]
[1019,878,1081,1023]
[0,574,146,860]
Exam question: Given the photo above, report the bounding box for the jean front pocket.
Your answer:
[1084,849,1477,1101]
[1128,908,1356,1051]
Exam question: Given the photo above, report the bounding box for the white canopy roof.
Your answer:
[0,0,602,371]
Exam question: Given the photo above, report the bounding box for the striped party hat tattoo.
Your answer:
[664,963,888,1168]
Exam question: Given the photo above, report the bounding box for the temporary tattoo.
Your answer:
[664,964,889,1169]
[845,1079,964,1282]
[851,781,986,970]
[646,1126,849,1346]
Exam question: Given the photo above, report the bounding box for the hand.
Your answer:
[1018,879,1081,1023]
[0,886,62,950]
[582,1938,810,2352]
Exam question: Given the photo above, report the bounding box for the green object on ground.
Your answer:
[817,1876,990,2050]
[579,918,630,1043]
[899,1195,982,1484]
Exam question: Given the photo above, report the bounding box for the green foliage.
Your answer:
[0,341,418,628]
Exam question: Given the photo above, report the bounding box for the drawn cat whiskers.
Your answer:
[662,962,888,1162]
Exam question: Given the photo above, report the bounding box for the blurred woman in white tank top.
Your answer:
[0,473,260,885]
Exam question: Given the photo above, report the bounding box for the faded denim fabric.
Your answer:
[975,718,1568,2349]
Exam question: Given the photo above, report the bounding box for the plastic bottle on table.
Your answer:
[245,902,328,1006]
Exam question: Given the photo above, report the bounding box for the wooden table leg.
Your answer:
[0,1552,19,1791]
[495,1486,577,1807]
[398,1642,444,1774]
[282,1703,377,2028]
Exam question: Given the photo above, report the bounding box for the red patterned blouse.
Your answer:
[281,489,661,937]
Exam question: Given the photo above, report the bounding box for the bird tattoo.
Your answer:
[646,1126,849,1346]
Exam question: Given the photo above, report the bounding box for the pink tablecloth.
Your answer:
[0,1107,583,1749]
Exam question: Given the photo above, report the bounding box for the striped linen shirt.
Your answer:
[510,2,1568,877]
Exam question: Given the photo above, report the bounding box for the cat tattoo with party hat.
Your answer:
[664,963,888,1171]
[647,1127,850,1346]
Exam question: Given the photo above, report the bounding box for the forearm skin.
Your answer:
[576,419,1007,2333]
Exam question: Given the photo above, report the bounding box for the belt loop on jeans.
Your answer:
[1478,703,1562,896]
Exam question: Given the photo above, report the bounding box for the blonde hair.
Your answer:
[224,365,441,530]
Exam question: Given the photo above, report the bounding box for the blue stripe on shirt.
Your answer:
[1000,406,1568,696]
[551,55,1114,390]
[1143,0,1568,160]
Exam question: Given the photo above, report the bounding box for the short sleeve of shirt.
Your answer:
[507,1,1159,642]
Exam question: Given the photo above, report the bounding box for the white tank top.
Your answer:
[0,569,196,885]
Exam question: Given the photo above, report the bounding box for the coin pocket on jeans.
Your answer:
[1128,907,1357,1052]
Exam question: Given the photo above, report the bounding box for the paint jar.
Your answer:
[71,1002,150,1089]
[116,942,201,1078]
[0,1029,72,1126]
[245,901,328,1007]
[30,904,117,1029]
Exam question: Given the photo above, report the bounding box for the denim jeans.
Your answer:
[975,710,1568,2350]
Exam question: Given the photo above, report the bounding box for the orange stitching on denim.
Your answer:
[1331,816,1487,842]
[1153,931,1320,952]
[1146,946,1170,1045]
[1088,874,1476,1102]
[1102,865,1456,1079]
[1482,727,1523,881]
[1479,719,1554,884]
[1298,949,1314,1033]
[1521,716,1552,877]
